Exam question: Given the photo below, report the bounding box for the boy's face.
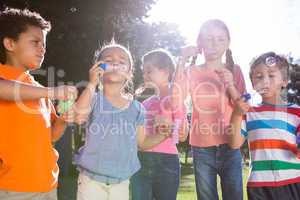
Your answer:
[8,25,46,70]
[251,64,288,100]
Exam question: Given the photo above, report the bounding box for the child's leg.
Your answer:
[192,146,218,200]
[76,173,108,200]
[130,152,155,200]
[247,186,276,200]
[109,180,129,200]
[276,182,300,200]
[218,144,243,200]
[0,189,57,200]
[152,153,180,200]
[130,173,152,200]
[248,183,300,200]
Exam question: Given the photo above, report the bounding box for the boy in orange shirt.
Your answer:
[0,7,77,200]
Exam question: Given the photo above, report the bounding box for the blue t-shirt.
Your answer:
[74,92,145,184]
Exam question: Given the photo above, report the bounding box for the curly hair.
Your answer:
[0,7,51,64]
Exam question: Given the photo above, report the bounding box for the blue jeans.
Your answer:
[130,152,180,200]
[192,144,243,200]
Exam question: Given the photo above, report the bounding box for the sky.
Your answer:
[147,0,300,90]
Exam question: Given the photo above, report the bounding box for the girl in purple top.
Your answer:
[131,49,188,200]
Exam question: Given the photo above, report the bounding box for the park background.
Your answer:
[1,0,300,199]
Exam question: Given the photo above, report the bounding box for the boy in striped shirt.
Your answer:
[229,52,300,200]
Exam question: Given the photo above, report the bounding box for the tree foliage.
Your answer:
[0,1,187,185]
[0,0,186,86]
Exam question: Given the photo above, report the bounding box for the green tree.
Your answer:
[0,2,186,199]
[1,0,185,84]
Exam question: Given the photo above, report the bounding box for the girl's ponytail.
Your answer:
[225,48,234,72]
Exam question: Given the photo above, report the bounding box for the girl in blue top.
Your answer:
[74,42,169,200]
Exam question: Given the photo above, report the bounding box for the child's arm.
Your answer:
[138,120,189,149]
[228,99,250,149]
[172,46,197,115]
[74,84,97,124]
[74,62,104,124]
[51,106,76,142]
[214,68,242,101]
[137,125,169,151]
[51,117,67,142]
[179,120,189,142]
[228,112,245,149]
[0,79,77,101]
[137,116,188,150]
[227,66,246,102]
[226,85,242,102]
[296,125,300,158]
[171,47,197,141]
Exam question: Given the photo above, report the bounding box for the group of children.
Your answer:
[0,6,299,200]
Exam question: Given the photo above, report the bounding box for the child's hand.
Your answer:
[180,46,199,62]
[155,123,172,138]
[215,68,234,89]
[75,112,89,125]
[75,107,90,125]
[60,106,76,123]
[51,85,78,100]
[154,116,173,137]
[178,121,188,142]
[233,98,250,116]
[89,61,105,87]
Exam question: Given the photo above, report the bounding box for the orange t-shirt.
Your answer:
[0,64,59,192]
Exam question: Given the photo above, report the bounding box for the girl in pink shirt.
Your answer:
[173,19,246,200]
[131,49,188,200]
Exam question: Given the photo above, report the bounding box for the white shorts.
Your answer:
[77,173,129,200]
